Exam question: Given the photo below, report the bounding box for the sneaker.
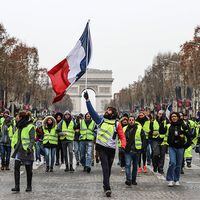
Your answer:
[87,167,91,173]
[25,186,32,192]
[158,171,164,175]
[70,164,75,172]
[153,168,158,173]
[11,187,20,192]
[83,166,87,172]
[64,165,69,172]
[45,167,49,172]
[137,167,142,173]
[174,181,180,186]
[168,181,174,187]
[187,163,191,168]
[105,190,112,197]
[143,166,147,173]
[36,160,40,166]
[125,180,131,186]
[49,167,53,172]
[132,181,137,185]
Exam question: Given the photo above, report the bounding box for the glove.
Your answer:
[83,91,89,100]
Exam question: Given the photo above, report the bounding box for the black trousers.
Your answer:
[152,141,167,172]
[118,148,125,168]
[98,148,115,191]
[14,160,33,188]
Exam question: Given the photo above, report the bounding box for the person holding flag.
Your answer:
[83,91,126,197]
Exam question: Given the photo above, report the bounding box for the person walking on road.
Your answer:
[57,110,76,172]
[83,91,126,197]
[54,112,64,165]
[0,113,14,170]
[78,112,96,173]
[166,112,191,187]
[42,116,58,172]
[11,111,35,192]
[124,116,146,186]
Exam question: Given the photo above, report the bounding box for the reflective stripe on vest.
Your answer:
[60,120,75,141]
[97,119,115,144]
[80,120,95,141]
[12,124,35,150]
[43,126,58,145]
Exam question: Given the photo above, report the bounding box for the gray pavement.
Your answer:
[0,152,200,200]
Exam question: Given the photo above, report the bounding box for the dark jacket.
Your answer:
[12,118,35,162]
[0,117,14,146]
[167,121,191,149]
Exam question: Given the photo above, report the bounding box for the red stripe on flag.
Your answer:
[47,58,71,103]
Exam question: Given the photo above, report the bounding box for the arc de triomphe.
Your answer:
[67,68,113,114]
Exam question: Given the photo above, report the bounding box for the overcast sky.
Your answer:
[1,0,200,94]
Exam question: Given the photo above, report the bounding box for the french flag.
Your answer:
[48,21,92,103]
[166,103,173,120]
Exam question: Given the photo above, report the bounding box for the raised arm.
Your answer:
[84,91,103,125]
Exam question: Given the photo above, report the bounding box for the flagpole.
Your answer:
[85,19,90,92]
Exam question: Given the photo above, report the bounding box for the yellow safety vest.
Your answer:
[136,120,150,139]
[60,120,75,141]
[12,124,35,151]
[80,120,95,141]
[97,119,116,144]
[43,126,58,145]
[152,120,160,139]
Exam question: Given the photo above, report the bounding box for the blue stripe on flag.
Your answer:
[76,22,92,80]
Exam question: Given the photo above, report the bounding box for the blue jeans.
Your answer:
[35,141,45,161]
[0,145,11,166]
[44,147,56,168]
[80,141,93,167]
[125,152,138,182]
[147,139,152,165]
[74,141,80,163]
[166,147,184,182]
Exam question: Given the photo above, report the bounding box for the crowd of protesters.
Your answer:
[0,93,200,197]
